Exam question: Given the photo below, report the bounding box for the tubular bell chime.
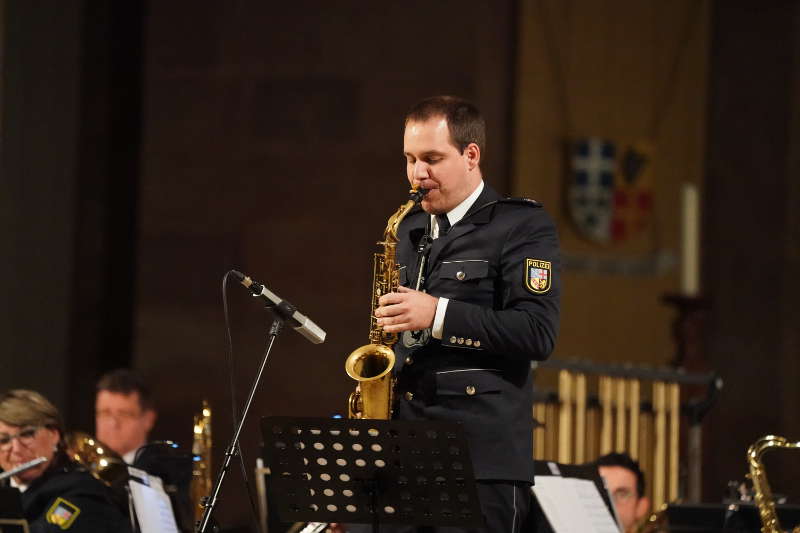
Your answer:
[531,360,721,509]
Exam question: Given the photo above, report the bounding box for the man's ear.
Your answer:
[635,496,651,521]
[143,409,157,432]
[464,142,481,171]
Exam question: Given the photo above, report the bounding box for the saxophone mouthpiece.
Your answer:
[410,188,428,203]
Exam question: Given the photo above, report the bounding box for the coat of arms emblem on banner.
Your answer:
[567,137,655,245]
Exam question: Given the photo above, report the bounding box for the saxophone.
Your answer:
[295,189,426,533]
[747,434,800,533]
[345,186,427,419]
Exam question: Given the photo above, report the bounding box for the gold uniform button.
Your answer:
[404,391,414,401]
[449,336,457,344]
[474,340,481,348]
[465,385,476,396]
[457,338,464,344]
[465,339,473,346]
[456,271,466,281]
[405,356,414,365]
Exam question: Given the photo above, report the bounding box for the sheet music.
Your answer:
[533,476,620,533]
[127,467,179,533]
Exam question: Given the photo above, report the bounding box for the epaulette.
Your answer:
[499,196,542,207]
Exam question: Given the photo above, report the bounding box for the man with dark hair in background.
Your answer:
[0,389,130,532]
[596,452,651,533]
[348,95,561,532]
[96,369,195,532]
[95,368,156,464]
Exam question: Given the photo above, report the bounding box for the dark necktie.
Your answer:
[436,214,451,236]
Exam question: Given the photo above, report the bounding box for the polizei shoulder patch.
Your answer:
[46,497,81,530]
[525,258,552,294]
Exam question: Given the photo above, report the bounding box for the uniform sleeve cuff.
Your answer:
[431,297,449,339]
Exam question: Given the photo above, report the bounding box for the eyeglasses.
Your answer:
[0,426,40,450]
[95,409,142,423]
[611,487,637,503]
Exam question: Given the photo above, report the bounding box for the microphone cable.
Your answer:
[221,269,266,533]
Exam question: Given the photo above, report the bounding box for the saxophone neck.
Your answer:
[383,187,427,242]
[747,435,800,533]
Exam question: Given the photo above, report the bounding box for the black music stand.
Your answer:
[261,416,483,532]
[664,501,800,532]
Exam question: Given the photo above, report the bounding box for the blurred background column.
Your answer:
[0,0,143,430]
[703,0,800,500]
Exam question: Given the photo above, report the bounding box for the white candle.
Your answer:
[681,183,700,296]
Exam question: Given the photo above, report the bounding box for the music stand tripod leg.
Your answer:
[196,316,285,533]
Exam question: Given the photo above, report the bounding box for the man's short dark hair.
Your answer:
[97,369,154,411]
[596,452,646,498]
[405,95,486,156]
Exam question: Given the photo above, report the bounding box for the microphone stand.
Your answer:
[196,305,287,533]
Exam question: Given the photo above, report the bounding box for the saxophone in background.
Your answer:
[747,435,800,533]
[191,400,212,523]
[344,186,427,420]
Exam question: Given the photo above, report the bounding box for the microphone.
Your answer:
[231,270,326,344]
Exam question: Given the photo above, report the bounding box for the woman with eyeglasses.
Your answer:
[0,389,130,532]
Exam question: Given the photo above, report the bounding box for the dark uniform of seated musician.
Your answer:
[0,389,131,533]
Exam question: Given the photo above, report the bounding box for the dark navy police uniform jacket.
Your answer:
[393,184,560,483]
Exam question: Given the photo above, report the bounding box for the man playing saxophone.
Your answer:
[365,95,561,533]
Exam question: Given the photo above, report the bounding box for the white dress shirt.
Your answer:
[429,180,485,339]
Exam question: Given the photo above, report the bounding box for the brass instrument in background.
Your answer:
[345,186,426,420]
[65,431,128,486]
[747,435,800,533]
[190,400,212,523]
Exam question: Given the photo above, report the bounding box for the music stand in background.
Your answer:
[665,501,800,532]
[261,416,482,532]
[530,460,620,533]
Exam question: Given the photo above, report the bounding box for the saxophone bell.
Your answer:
[345,343,395,419]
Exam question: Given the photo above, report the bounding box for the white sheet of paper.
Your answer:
[533,476,620,533]
[128,467,179,533]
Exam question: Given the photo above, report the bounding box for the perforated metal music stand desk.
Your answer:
[261,416,482,531]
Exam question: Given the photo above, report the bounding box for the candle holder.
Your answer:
[661,293,708,370]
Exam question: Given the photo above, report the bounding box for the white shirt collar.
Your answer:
[123,448,139,464]
[9,476,28,493]
[432,180,484,236]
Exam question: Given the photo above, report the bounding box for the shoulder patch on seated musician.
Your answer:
[525,258,552,294]
[46,497,81,530]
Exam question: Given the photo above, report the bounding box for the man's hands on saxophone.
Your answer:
[374,286,438,333]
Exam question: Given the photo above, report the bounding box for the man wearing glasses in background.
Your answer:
[0,389,130,532]
[95,368,195,532]
[596,452,651,533]
[95,369,157,464]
